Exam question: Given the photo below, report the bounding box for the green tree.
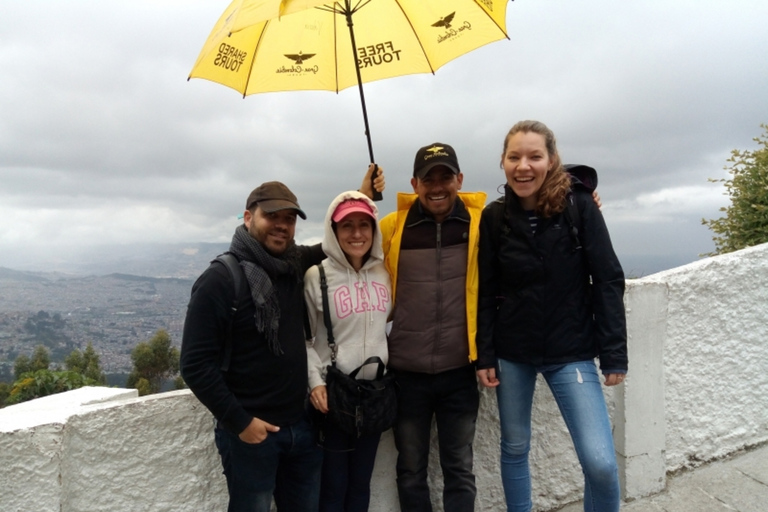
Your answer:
[133,377,152,396]
[703,124,768,255]
[6,369,98,406]
[173,375,186,390]
[65,342,107,384]
[14,345,51,380]
[0,382,10,408]
[126,329,180,396]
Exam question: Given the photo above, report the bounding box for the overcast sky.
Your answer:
[1,0,766,277]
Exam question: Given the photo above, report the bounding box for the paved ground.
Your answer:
[554,443,768,512]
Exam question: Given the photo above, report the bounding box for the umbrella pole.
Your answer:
[344,7,382,201]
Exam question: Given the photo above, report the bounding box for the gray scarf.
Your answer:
[228,225,302,356]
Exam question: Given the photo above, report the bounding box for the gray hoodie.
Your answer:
[305,191,392,390]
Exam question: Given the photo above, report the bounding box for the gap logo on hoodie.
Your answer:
[334,281,390,319]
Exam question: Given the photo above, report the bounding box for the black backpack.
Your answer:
[486,164,598,252]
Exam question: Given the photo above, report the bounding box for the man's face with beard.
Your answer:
[243,206,298,256]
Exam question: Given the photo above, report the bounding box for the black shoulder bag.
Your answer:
[317,263,398,438]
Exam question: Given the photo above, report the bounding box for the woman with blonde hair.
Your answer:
[476,120,627,512]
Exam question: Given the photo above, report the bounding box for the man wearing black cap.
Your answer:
[181,172,382,512]
[380,143,486,512]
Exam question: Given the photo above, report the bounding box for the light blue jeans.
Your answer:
[496,359,620,512]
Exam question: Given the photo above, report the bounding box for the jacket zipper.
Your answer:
[359,270,368,370]
[434,222,442,373]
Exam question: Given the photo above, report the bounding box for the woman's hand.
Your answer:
[310,385,329,414]
[476,368,500,388]
[604,373,626,387]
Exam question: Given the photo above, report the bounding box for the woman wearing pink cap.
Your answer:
[305,190,392,512]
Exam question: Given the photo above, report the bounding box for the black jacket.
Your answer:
[476,185,627,372]
[180,243,324,434]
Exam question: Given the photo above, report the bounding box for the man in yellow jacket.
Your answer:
[379,142,486,512]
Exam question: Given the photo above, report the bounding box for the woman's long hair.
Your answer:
[501,120,571,218]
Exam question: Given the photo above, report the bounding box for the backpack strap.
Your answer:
[214,252,245,372]
[487,197,506,252]
[563,164,596,252]
[564,192,583,251]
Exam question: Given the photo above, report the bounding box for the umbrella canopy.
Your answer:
[190,0,509,94]
[189,0,510,167]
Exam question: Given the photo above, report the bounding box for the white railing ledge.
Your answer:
[0,386,138,433]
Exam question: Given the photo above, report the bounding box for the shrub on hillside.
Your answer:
[6,369,100,406]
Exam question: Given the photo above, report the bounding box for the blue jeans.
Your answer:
[496,359,620,512]
[318,419,382,512]
[393,365,479,512]
[214,416,323,512]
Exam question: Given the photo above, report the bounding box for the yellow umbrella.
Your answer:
[190,0,511,171]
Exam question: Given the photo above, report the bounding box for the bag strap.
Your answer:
[317,263,338,365]
[348,356,387,380]
[318,264,383,378]
[214,252,244,372]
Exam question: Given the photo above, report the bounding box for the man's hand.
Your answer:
[359,163,385,199]
[592,190,602,209]
[476,368,500,388]
[604,373,626,387]
[310,385,329,414]
[238,417,280,444]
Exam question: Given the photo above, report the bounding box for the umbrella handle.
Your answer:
[342,3,381,201]
[371,164,382,202]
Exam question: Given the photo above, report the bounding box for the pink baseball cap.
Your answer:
[332,199,375,223]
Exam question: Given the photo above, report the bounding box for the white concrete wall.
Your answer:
[0,387,140,512]
[1,243,767,512]
[614,281,668,499]
[646,243,768,471]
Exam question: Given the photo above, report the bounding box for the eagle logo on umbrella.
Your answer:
[432,12,456,29]
[284,51,316,65]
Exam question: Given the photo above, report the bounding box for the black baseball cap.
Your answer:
[413,143,461,179]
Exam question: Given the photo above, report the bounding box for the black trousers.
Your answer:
[392,365,480,512]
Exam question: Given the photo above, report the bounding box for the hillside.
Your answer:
[0,270,195,379]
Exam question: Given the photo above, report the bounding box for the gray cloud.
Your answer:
[1,0,767,276]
